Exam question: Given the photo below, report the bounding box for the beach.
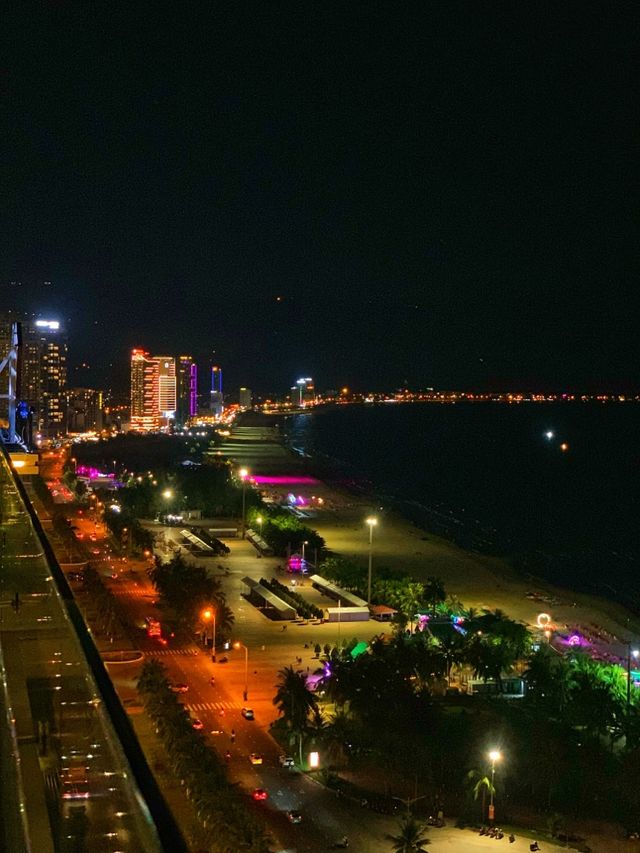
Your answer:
[221,419,640,660]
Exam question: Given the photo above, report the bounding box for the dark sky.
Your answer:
[2,2,638,394]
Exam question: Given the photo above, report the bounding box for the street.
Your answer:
[62,512,557,852]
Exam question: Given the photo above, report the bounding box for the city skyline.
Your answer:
[2,6,637,394]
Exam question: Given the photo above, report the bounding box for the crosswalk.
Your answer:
[186,701,240,713]
[145,647,200,657]
[112,587,154,599]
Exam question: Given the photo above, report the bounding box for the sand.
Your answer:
[263,477,640,660]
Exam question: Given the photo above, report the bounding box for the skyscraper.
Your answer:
[130,349,160,432]
[20,318,68,437]
[239,387,252,409]
[155,356,177,421]
[67,388,103,433]
[210,365,224,418]
[177,356,198,425]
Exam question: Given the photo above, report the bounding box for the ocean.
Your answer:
[282,402,640,609]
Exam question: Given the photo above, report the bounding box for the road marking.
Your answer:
[145,647,200,657]
[186,702,240,712]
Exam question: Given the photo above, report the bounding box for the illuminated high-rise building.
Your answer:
[210,365,224,417]
[20,318,68,436]
[130,349,160,432]
[239,387,252,409]
[295,377,315,407]
[177,356,198,424]
[67,388,103,433]
[155,356,176,421]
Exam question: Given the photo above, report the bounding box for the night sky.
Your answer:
[2,3,637,394]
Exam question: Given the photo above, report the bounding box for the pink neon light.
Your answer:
[252,476,321,485]
[76,465,115,480]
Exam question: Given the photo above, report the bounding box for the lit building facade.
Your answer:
[20,319,68,436]
[239,387,252,409]
[130,349,160,432]
[67,387,103,433]
[177,356,198,424]
[295,377,315,406]
[155,356,177,421]
[210,365,224,417]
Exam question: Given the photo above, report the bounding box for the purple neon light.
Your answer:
[252,475,321,485]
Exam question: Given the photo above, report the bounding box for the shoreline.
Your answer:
[279,411,640,617]
[231,416,640,651]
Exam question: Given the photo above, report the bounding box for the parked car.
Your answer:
[241,707,254,720]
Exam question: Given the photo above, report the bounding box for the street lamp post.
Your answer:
[234,641,249,701]
[302,540,308,566]
[488,749,501,822]
[256,515,263,538]
[239,469,249,539]
[366,517,378,605]
[202,608,217,661]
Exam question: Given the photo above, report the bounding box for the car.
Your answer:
[90,548,100,555]
[241,707,254,720]
[252,788,268,801]
[209,729,223,736]
[278,755,295,768]
[286,810,302,824]
[249,753,263,765]
[191,718,204,730]
[169,683,189,694]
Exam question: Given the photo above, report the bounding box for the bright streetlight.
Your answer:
[202,607,217,661]
[488,749,501,822]
[256,515,263,537]
[366,517,378,605]
[239,469,249,539]
[234,641,249,701]
[162,489,173,500]
[302,540,309,565]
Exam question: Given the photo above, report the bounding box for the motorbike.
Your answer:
[209,677,216,686]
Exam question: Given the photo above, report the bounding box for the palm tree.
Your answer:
[466,768,495,822]
[423,576,446,612]
[397,582,425,633]
[273,665,318,763]
[137,659,169,694]
[386,816,430,851]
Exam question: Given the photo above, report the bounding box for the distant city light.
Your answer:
[35,319,60,330]
[545,430,554,440]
